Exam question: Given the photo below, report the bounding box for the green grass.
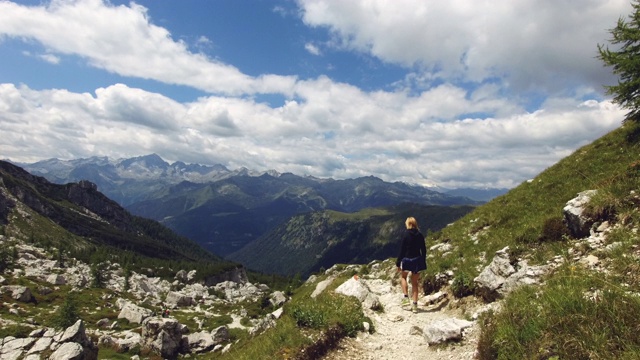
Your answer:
[427,123,640,276]
[446,122,640,359]
[477,266,640,360]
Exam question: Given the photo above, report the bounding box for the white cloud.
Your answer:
[0,0,295,96]
[39,53,60,64]
[297,0,631,94]
[305,42,322,55]
[0,82,624,188]
[0,0,631,189]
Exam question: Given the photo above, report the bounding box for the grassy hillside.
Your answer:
[424,123,640,275]
[426,122,640,358]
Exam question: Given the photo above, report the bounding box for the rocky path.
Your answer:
[322,278,480,360]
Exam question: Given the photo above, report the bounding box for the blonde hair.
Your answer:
[405,217,418,229]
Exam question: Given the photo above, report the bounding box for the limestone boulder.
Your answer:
[334,276,381,310]
[423,318,474,345]
[563,190,597,238]
[118,302,154,324]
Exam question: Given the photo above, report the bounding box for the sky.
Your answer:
[0,0,632,189]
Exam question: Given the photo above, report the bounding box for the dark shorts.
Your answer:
[401,256,427,273]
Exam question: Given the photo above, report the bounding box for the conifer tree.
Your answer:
[52,293,79,329]
[598,1,640,122]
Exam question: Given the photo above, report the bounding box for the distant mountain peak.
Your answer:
[118,153,168,170]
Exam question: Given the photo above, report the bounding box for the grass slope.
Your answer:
[426,122,640,359]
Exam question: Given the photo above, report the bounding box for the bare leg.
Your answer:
[400,270,409,296]
[410,272,420,303]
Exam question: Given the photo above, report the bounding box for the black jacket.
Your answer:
[396,228,426,267]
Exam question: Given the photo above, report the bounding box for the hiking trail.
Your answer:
[322,276,481,360]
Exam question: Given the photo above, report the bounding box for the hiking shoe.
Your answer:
[401,297,410,307]
[411,303,418,313]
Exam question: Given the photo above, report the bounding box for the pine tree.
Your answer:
[598,1,640,122]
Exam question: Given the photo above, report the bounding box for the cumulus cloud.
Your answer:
[0,0,630,188]
[297,0,631,94]
[0,0,295,95]
[0,83,624,188]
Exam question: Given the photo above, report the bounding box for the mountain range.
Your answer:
[0,160,218,263]
[14,154,492,256]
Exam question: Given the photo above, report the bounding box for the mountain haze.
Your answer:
[16,155,481,256]
[129,173,477,255]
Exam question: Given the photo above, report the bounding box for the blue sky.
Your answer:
[0,0,632,188]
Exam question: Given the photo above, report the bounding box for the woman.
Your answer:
[396,216,427,313]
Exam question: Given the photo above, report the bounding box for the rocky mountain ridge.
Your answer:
[0,160,218,262]
[15,154,505,205]
[14,154,484,257]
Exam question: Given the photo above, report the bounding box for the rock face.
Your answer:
[118,301,154,324]
[165,291,194,307]
[1,285,34,302]
[142,317,185,358]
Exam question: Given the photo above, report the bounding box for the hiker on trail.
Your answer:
[396,216,427,313]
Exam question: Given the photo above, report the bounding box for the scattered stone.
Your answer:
[423,318,474,345]
[269,291,287,307]
[311,276,335,298]
[474,246,553,302]
[1,285,34,303]
[270,307,284,320]
[581,254,600,268]
[409,326,423,335]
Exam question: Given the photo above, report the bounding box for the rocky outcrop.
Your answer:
[165,291,194,308]
[563,190,597,238]
[141,317,187,358]
[474,246,557,302]
[0,320,97,360]
[1,285,34,302]
[213,280,266,302]
[118,301,154,324]
[204,267,248,286]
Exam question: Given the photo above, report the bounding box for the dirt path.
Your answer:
[322,278,480,360]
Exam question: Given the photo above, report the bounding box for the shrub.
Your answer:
[51,293,80,329]
[450,272,474,298]
[476,311,498,360]
[422,272,448,294]
[540,217,569,242]
[290,302,327,329]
